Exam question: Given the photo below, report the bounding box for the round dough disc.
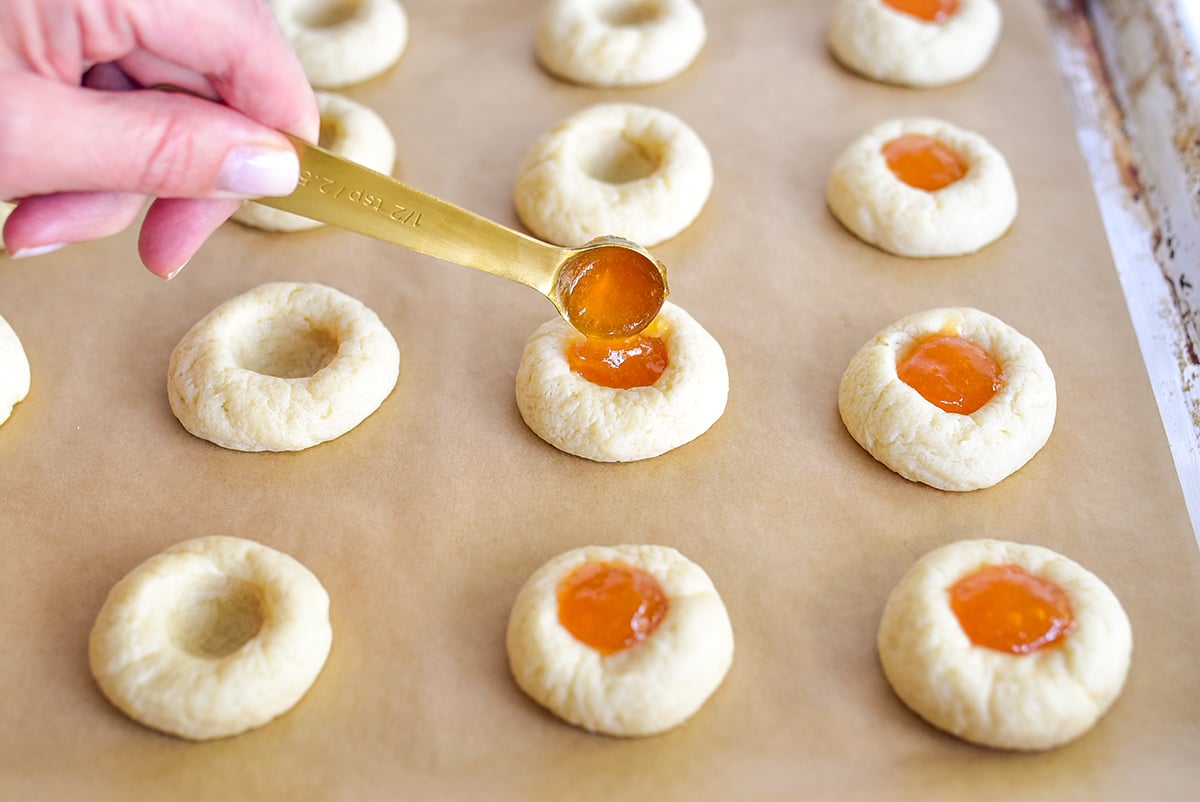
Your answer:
[828,0,1002,88]
[826,117,1017,257]
[0,201,14,251]
[536,0,707,88]
[838,307,1055,491]
[515,301,728,462]
[507,543,734,737]
[89,535,333,741]
[270,0,409,89]
[878,538,1132,750]
[0,311,31,426]
[514,102,713,248]
[168,282,400,452]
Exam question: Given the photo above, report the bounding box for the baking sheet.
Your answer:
[2,1,1199,800]
[1050,0,1200,540]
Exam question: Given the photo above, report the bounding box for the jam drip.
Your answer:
[569,334,667,389]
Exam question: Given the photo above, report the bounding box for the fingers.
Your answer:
[110,49,219,100]
[0,0,320,273]
[0,75,302,200]
[117,0,318,140]
[6,192,242,280]
[3,191,146,251]
[81,62,140,92]
[1,0,319,200]
[10,0,318,139]
[138,197,241,278]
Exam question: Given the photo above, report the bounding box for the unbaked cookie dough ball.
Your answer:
[536,0,706,88]
[0,312,31,426]
[827,117,1017,257]
[233,92,396,232]
[269,0,408,89]
[838,307,1055,491]
[168,282,400,452]
[878,539,1132,750]
[828,0,1001,88]
[0,201,14,250]
[507,543,734,737]
[89,535,333,741]
[516,301,728,462]
[514,103,713,248]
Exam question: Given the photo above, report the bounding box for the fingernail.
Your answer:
[10,243,66,259]
[164,259,190,280]
[217,145,299,197]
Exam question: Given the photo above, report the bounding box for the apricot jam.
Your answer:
[556,245,666,339]
[882,134,967,191]
[882,0,959,23]
[950,564,1074,654]
[897,334,1003,415]
[568,333,667,389]
[557,562,669,655]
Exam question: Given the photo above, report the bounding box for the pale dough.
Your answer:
[0,201,13,250]
[827,117,1017,257]
[828,0,1002,88]
[878,539,1132,750]
[536,0,707,88]
[838,307,1055,491]
[506,543,734,737]
[168,282,400,452]
[269,0,408,89]
[233,92,396,232]
[0,311,31,426]
[515,301,728,462]
[89,535,333,741]
[514,102,713,248]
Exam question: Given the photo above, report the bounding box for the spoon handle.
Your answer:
[255,133,567,295]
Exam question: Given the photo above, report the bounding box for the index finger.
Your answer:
[89,0,318,140]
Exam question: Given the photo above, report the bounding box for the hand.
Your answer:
[0,0,319,277]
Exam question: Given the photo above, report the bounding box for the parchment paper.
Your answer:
[2,2,1198,800]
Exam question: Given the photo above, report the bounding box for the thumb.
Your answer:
[0,76,300,201]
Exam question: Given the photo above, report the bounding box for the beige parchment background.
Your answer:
[1,1,1198,800]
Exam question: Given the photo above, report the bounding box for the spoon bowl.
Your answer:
[255,133,669,338]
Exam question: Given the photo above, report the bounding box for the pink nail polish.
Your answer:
[164,259,190,280]
[10,243,66,259]
[217,146,299,197]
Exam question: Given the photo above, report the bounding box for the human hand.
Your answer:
[0,0,319,277]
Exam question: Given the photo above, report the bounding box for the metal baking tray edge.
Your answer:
[1047,0,1200,546]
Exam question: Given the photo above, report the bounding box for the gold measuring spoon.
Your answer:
[254,133,669,338]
